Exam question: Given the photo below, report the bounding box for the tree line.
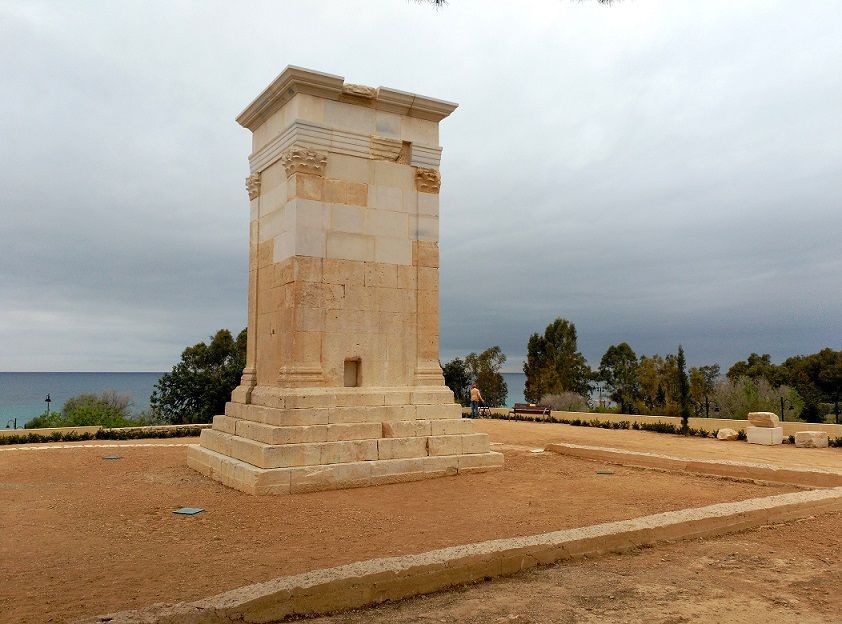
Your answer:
[41,322,831,427]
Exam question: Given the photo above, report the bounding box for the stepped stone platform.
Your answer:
[187,386,502,495]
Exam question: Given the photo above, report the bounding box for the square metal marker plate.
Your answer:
[173,507,204,516]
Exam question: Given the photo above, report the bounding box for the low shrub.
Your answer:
[0,426,203,445]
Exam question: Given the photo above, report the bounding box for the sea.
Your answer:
[0,371,528,428]
[0,372,165,428]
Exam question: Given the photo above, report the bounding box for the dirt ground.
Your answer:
[473,419,842,472]
[310,512,842,624]
[0,436,792,624]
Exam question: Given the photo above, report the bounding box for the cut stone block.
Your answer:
[746,426,783,446]
[748,411,780,428]
[382,420,432,438]
[716,428,739,441]
[795,431,829,448]
[378,436,428,460]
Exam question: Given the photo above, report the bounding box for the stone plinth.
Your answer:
[795,431,829,448]
[746,426,783,446]
[188,67,502,494]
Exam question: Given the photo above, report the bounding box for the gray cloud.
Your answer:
[1,0,840,373]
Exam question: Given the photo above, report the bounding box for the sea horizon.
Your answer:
[0,371,527,427]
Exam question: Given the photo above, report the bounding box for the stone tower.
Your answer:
[187,67,503,494]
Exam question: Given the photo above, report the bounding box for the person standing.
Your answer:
[470,383,484,418]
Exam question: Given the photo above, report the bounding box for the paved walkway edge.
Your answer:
[543,442,842,488]
[79,487,842,624]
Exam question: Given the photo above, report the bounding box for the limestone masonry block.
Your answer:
[382,420,432,438]
[423,455,459,476]
[325,153,369,184]
[411,389,456,406]
[458,451,505,473]
[795,431,829,448]
[213,414,238,435]
[378,436,429,461]
[364,261,398,288]
[746,426,784,446]
[289,461,372,494]
[427,435,463,456]
[716,428,740,441]
[322,258,364,286]
[326,231,375,262]
[416,404,462,420]
[461,433,491,454]
[326,422,382,442]
[321,440,379,465]
[430,419,474,436]
[370,458,427,484]
[748,411,780,428]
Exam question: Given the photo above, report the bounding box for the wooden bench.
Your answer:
[510,403,551,417]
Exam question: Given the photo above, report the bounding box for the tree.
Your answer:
[782,348,842,423]
[464,346,508,408]
[598,342,639,414]
[676,345,691,432]
[523,318,590,402]
[442,357,472,406]
[689,363,720,417]
[815,349,842,423]
[712,377,804,422]
[726,353,784,386]
[151,328,247,424]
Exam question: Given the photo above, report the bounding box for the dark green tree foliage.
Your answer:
[782,349,842,423]
[598,342,640,413]
[726,353,785,386]
[151,329,247,424]
[442,357,472,406]
[464,346,508,408]
[677,345,691,432]
[523,318,590,403]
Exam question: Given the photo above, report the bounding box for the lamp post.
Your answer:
[45,393,52,415]
[779,396,793,422]
[704,396,720,418]
[593,384,605,409]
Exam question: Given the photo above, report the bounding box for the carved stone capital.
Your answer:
[415,167,441,194]
[245,173,261,200]
[280,146,327,177]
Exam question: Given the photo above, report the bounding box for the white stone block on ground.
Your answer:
[746,426,783,446]
[716,428,739,441]
[748,411,780,428]
[795,431,829,448]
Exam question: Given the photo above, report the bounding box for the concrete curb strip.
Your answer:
[79,487,842,624]
[544,442,842,488]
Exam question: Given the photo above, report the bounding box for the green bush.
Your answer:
[25,391,147,429]
[0,426,203,445]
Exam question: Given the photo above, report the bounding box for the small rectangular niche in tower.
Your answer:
[343,359,360,387]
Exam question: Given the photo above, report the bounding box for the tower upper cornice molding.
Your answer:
[236,66,458,131]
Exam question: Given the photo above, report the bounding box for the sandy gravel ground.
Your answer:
[474,419,842,471]
[308,512,842,624]
[0,436,791,624]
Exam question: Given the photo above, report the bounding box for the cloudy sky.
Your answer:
[1,0,840,373]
